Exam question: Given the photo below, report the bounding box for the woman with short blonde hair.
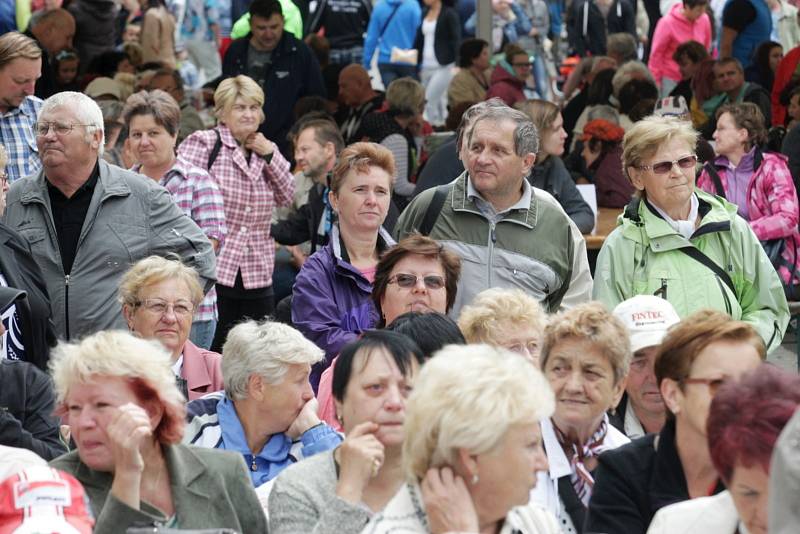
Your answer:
[594,115,788,352]
[363,344,559,533]
[49,330,266,534]
[179,74,295,352]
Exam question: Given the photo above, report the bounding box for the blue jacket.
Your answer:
[221,32,326,157]
[292,224,395,390]
[362,0,422,68]
[184,392,342,488]
[729,0,772,69]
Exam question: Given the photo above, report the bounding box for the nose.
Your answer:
[565,369,584,391]
[73,406,98,430]
[383,385,404,411]
[364,189,378,205]
[160,305,178,323]
[533,445,549,472]
[302,382,314,401]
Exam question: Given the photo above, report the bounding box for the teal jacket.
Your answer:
[50,444,267,534]
[593,190,788,352]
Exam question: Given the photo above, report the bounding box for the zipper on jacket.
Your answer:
[654,278,668,300]
[715,275,732,315]
[487,222,497,287]
[767,321,780,350]
[64,275,70,341]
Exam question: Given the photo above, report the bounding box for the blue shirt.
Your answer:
[215,395,342,487]
[0,96,42,183]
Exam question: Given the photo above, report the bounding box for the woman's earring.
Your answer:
[471,473,479,485]
[337,414,344,425]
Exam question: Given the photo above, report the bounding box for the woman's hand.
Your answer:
[244,132,274,158]
[335,421,385,504]
[287,397,322,438]
[421,467,480,534]
[107,402,153,474]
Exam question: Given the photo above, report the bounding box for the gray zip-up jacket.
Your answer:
[4,159,216,340]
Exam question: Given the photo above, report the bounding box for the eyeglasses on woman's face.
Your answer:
[637,154,698,175]
[388,273,446,290]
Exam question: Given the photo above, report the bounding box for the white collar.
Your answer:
[650,193,699,240]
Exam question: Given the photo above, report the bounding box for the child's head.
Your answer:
[55,48,79,85]
[788,87,800,121]
[122,23,141,44]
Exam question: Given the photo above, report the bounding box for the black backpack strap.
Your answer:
[418,183,451,236]
[557,475,587,532]
[207,129,223,170]
[704,162,726,198]
[678,246,736,295]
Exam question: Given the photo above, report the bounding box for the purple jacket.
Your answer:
[291,224,395,390]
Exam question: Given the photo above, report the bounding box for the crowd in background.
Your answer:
[1,0,800,532]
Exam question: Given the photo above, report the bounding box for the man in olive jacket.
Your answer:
[4,91,215,341]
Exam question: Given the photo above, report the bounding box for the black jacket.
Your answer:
[272,181,400,253]
[222,33,327,157]
[307,0,372,49]
[0,223,57,371]
[585,418,725,534]
[413,6,462,67]
[529,156,594,234]
[567,0,635,56]
[782,123,800,191]
[413,136,463,197]
[0,359,66,460]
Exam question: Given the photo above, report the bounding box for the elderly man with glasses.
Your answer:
[4,91,216,341]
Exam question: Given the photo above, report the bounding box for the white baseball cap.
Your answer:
[612,295,681,353]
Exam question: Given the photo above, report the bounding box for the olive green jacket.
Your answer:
[50,444,267,534]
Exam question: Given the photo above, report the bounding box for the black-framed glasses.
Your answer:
[637,155,698,174]
[388,273,446,290]
[33,122,93,137]
[682,376,727,396]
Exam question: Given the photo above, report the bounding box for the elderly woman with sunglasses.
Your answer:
[593,115,789,352]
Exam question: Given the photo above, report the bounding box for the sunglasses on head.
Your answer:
[388,273,446,290]
[637,154,698,174]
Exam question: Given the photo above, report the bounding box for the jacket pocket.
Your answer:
[107,222,148,266]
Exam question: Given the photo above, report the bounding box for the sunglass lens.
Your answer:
[678,156,697,168]
[423,276,445,290]
[395,274,416,288]
[653,162,673,174]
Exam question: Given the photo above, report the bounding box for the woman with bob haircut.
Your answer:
[119,256,224,400]
[448,38,491,109]
[124,91,227,349]
[292,142,397,390]
[362,344,559,533]
[647,364,800,534]
[585,309,767,534]
[268,330,424,533]
[531,301,631,532]
[458,287,547,366]
[312,233,461,426]
[178,74,295,353]
[183,320,342,488]
[593,115,789,353]
[697,102,800,297]
[48,331,265,533]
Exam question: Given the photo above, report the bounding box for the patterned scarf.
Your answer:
[552,415,610,506]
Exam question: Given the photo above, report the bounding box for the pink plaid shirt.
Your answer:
[178,125,295,289]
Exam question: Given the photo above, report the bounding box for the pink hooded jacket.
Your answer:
[647,3,711,87]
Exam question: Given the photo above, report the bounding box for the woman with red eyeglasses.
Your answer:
[593,115,789,353]
[585,309,766,534]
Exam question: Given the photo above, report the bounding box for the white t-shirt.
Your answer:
[421,18,439,68]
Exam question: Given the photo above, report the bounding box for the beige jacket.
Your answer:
[141,6,176,68]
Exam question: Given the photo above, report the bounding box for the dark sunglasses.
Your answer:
[388,273,446,290]
[637,155,698,175]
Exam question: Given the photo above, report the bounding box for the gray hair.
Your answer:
[612,61,655,101]
[41,92,105,156]
[607,33,638,64]
[468,105,539,157]
[456,98,509,152]
[222,320,325,400]
[587,104,621,124]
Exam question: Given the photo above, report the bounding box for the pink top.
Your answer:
[181,340,225,401]
[647,3,711,86]
[360,266,377,284]
[316,356,342,432]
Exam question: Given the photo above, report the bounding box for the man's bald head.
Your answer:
[338,65,375,107]
[31,8,75,55]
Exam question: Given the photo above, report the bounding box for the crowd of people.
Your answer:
[1,0,800,532]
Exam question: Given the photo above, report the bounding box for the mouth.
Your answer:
[80,440,104,451]
[560,398,589,405]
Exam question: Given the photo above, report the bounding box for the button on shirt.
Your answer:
[47,163,100,275]
[0,96,43,183]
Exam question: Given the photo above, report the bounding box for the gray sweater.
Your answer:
[268,449,373,534]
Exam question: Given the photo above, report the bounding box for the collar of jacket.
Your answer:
[619,190,733,252]
[451,171,540,228]
[19,159,130,206]
[329,223,396,289]
[242,31,299,60]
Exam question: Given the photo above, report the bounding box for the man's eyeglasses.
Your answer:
[637,155,698,175]
[682,376,727,396]
[388,273,446,290]
[33,122,93,137]
[135,298,195,317]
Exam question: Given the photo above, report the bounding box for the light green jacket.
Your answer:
[593,190,788,352]
[231,0,303,41]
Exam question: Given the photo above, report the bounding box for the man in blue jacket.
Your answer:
[222,0,326,157]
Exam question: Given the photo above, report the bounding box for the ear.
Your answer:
[92,127,103,150]
[627,167,646,192]
[122,304,136,330]
[328,189,339,213]
[144,398,164,431]
[610,374,628,410]
[333,397,344,425]
[247,373,265,402]
[522,153,536,175]
[660,378,682,415]
[324,141,336,161]
[455,447,479,482]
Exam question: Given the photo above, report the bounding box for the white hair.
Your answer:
[611,61,655,100]
[222,320,325,400]
[40,91,105,156]
[402,344,555,482]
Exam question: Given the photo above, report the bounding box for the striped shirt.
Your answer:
[177,125,295,289]
[0,96,42,183]
[134,156,227,321]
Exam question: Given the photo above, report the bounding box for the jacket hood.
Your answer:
[490,62,525,87]
[667,2,698,28]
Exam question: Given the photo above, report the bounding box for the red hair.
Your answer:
[707,365,800,483]
[127,377,186,444]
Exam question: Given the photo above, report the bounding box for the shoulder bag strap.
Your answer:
[418,183,451,236]
[678,246,736,294]
[378,3,402,42]
[207,129,223,170]
[704,163,726,198]
[557,475,587,532]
